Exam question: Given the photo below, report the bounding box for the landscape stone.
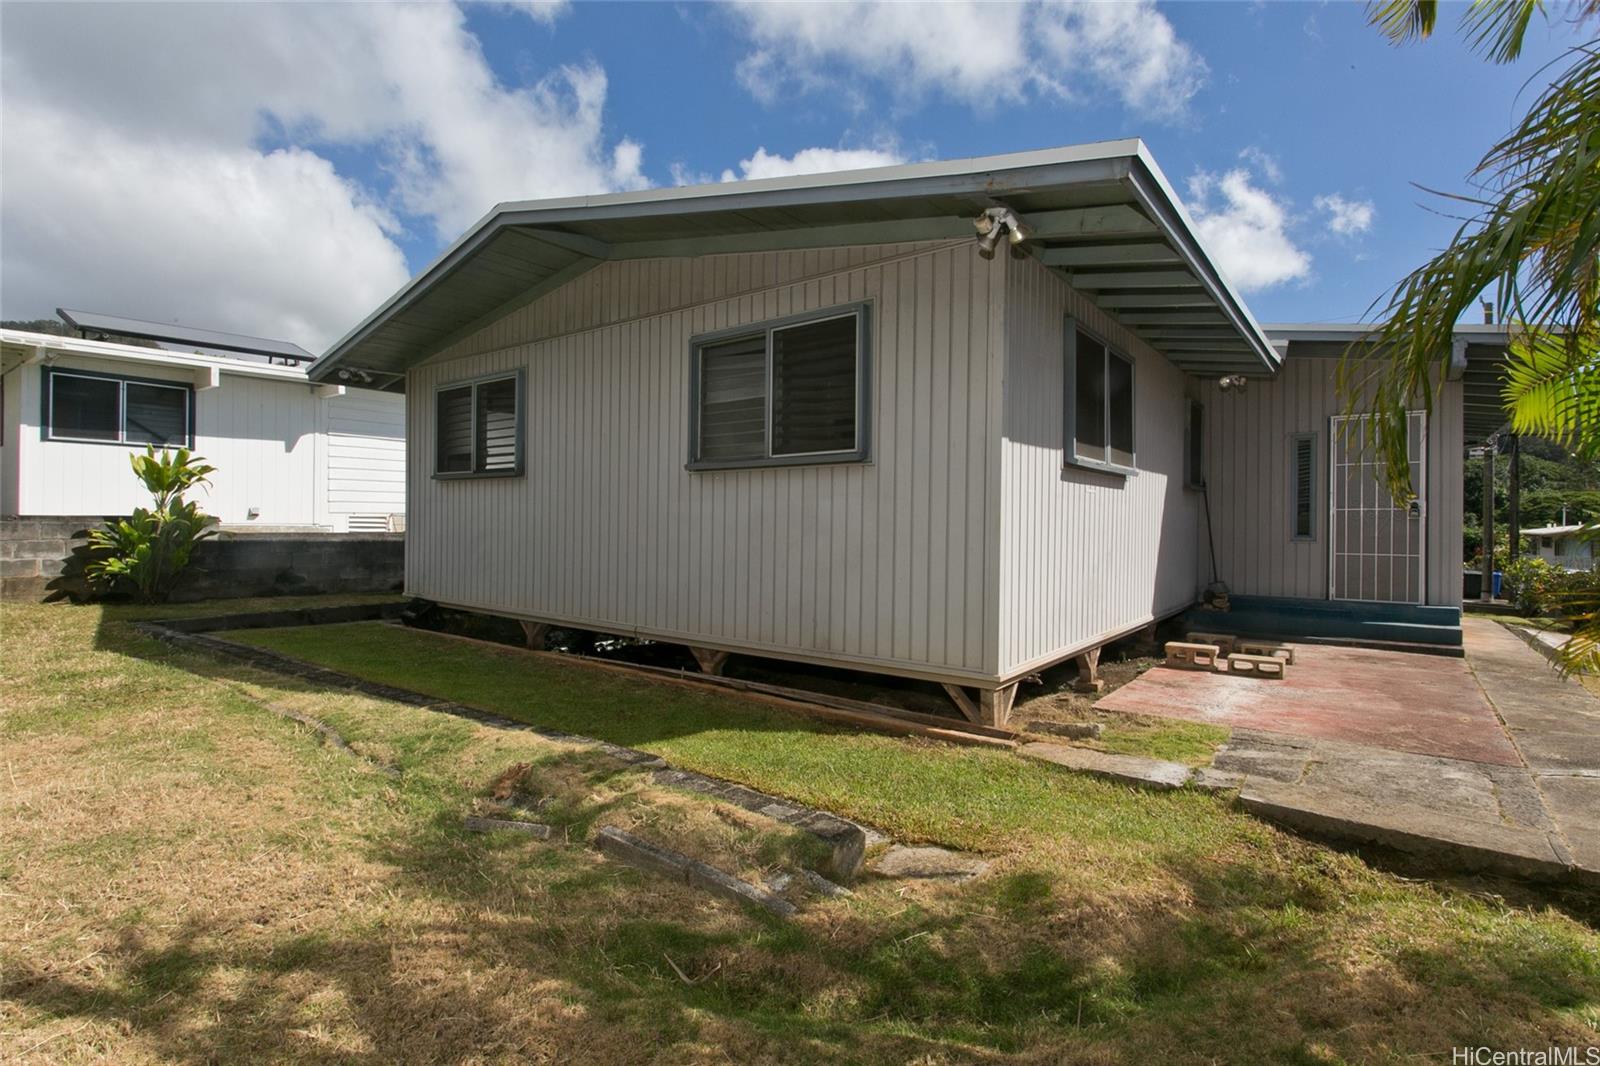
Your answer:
[871,845,990,881]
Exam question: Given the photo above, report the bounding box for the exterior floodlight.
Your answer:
[973,206,1031,259]
[1218,374,1247,391]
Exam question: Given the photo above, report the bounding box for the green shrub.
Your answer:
[1502,556,1559,614]
[1501,553,1600,621]
[86,447,219,602]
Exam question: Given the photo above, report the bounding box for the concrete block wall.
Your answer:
[1,521,405,602]
[0,517,105,600]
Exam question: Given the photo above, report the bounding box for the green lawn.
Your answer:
[3,598,1597,1063]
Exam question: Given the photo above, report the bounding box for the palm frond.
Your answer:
[1370,0,1439,43]
[1342,42,1600,502]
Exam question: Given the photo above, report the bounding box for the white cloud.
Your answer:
[1238,146,1283,184]
[719,146,908,183]
[1314,193,1376,237]
[1185,166,1311,292]
[0,2,642,349]
[729,0,1205,121]
[1,103,411,352]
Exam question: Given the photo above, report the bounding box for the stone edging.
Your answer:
[135,605,877,881]
[137,604,1593,889]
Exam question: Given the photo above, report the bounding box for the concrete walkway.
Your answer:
[1465,618,1600,873]
[1098,617,1600,882]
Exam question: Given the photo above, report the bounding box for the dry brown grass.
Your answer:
[3,598,1597,1064]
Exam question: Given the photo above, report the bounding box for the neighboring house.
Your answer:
[1,314,406,531]
[308,141,1501,724]
[1522,524,1594,570]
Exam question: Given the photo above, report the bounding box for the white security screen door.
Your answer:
[1329,411,1427,604]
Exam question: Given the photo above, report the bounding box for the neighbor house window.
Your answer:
[690,303,869,469]
[1291,433,1315,539]
[1066,322,1135,470]
[43,368,192,447]
[435,371,523,478]
[1184,400,1205,489]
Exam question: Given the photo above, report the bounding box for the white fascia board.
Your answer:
[0,329,308,384]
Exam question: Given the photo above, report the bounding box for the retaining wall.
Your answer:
[0,518,404,602]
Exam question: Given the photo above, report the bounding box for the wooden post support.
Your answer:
[1072,647,1104,693]
[977,683,1018,728]
[518,621,549,650]
[941,684,981,724]
[689,646,731,676]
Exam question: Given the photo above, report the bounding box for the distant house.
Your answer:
[1,312,405,531]
[308,141,1504,724]
[1522,524,1594,570]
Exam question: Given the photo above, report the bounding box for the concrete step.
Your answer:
[1187,595,1463,648]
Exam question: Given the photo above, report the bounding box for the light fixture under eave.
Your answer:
[973,206,1030,260]
[1218,374,1248,391]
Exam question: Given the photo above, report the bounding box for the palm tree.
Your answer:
[1352,0,1600,670]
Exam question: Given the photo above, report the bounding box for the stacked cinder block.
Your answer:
[1163,632,1295,680]
[0,516,102,600]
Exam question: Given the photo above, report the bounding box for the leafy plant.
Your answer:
[1351,0,1600,672]
[1344,0,1600,504]
[86,447,219,602]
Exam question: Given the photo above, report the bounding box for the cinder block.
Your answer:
[1166,641,1223,669]
[0,558,41,578]
[1224,653,1286,679]
[1237,640,1295,665]
[1186,631,1237,654]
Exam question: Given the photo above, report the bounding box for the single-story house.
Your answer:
[1,315,406,531]
[1522,523,1595,570]
[308,140,1505,724]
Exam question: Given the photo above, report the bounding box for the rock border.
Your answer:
[594,826,797,918]
[135,606,880,882]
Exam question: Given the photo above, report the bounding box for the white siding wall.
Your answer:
[997,256,1202,676]
[8,355,406,529]
[1197,357,1464,606]
[1,359,20,514]
[323,390,406,530]
[406,241,1007,682]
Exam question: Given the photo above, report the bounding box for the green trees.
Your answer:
[86,447,219,602]
[1356,0,1600,669]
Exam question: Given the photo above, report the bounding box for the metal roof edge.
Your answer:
[310,141,1150,382]
[1124,143,1280,375]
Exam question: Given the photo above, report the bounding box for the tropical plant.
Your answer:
[86,447,219,602]
[1350,0,1600,670]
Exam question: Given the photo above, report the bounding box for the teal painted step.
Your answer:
[1182,595,1463,648]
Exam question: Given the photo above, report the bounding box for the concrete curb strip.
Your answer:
[1237,782,1572,881]
[463,816,553,839]
[594,826,797,917]
[650,767,868,881]
[1018,742,1194,790]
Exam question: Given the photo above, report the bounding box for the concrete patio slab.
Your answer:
[1100,642,1522,766]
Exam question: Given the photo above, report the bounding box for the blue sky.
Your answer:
[0,1,1579,349]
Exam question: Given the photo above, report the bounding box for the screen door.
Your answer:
[1328,411,1427,604]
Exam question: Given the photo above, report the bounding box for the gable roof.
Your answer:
[310,140,1279,390]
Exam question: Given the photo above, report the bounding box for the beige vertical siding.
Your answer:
[997,257,1203,677]
[405,241,1007,682]
[1198,357,1463,606]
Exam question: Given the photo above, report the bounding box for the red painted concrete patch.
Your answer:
[1099,644,1524,767]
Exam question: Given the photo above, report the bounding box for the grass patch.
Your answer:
[2,598,1597,1063]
